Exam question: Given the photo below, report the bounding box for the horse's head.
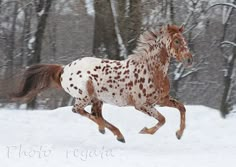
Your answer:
[165,24,193,67]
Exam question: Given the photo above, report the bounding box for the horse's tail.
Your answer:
[11,64,63,102]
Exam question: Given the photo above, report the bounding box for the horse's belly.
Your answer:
[97,93,128,106]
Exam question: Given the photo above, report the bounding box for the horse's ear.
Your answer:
[179,24,184,33]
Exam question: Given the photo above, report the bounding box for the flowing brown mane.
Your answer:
[129,28,162,61]
[129,25,184,61]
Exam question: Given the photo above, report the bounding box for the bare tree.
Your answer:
[20,2,33,66]
[0,1,20,104]
[218,0,236,118]
[220,37,236,117]
[203,0,236,117]
[117,0,141,55]
[125,0,142,55]
[0,1,20,78]
[27,0,53,65]
[93,0,141,60]
[93,0,120,60]
[27,0,53,109]
[170,0,209,98]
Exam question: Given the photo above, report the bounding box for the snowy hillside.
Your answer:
[0,105,236,167]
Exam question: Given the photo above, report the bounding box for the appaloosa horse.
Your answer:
[12,24,192,143]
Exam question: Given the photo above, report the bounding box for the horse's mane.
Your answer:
[128,27,164,61]
[128,25,181,62]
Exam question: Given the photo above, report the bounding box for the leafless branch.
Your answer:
[206,3,236,13]
[221,41,236,47]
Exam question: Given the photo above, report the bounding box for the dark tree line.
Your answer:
[0,0,236,118]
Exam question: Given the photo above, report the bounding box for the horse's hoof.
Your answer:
[99,129,105,134]
[176,130,183,140]
[139,127,148,134]
[117,137,126,143]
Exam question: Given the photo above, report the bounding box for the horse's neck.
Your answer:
[146,37,171,76]
[129,33,171,76]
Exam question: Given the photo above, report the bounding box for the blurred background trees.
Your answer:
[0,0,235,117]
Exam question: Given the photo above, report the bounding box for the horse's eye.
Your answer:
[175,39,180,45]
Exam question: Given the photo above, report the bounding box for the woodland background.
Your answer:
[0,0,235,117]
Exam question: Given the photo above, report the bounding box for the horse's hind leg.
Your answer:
[158,95,186,140]
[137,106,166,135]
[72,98,105,135]
[91,99,125,143]
[91,99,105,134]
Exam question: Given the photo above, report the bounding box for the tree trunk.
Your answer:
[5,2,18,77]
[169,0,175,24]
[3,2,18,101]
[171,78,179,99]
[126,0,141,55]
[20,4,33,66]
[220,36,236,118]
[47,1,57,61]
[27,0,53,65]
[0,0,2,14]
[93,0,120,60]
[117,0,141,55]
[27,0,53,109]
[219,0,236,117]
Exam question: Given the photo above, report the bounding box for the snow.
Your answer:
[85,0,94,16]
[222,5,233,24]
[221,41,236,47]
[207,2,236,15]
[37,9,45,17]
[0,105,236,167]
[28,36,35,50]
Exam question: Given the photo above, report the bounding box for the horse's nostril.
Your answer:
[183,57,193,67]
[187,58,192,64]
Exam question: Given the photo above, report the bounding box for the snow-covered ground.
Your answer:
[0,105,235,167]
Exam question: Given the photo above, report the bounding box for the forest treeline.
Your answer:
[0,0,235,117]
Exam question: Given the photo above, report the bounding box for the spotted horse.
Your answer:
[12,24,193,143]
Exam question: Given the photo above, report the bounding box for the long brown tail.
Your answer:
[11,64,63,102]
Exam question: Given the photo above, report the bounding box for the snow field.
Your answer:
[0,105,235,167]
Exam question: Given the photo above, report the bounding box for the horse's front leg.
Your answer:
[158,95,186,139]
[137,106,166,135]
